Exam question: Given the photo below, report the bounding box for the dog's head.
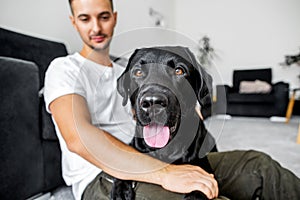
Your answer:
[117,46,212,149]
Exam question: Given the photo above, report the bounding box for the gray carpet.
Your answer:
[205,115,300,178]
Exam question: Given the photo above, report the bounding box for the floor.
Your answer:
[205,115,300,178]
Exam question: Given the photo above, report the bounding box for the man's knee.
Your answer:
[245,150,278,171]
[134,182,183,200]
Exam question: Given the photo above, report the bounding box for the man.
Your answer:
[44,0,300,199]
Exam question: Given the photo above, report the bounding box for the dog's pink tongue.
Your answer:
[143,124,170,148]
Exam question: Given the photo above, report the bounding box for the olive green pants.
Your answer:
[82,150,300,200]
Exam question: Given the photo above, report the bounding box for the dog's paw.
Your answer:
[111,179,135,200]
[183,191,208,200]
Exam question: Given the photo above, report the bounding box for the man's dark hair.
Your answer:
[68,0,114,14]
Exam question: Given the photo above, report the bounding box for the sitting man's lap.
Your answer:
[83,150,300,200]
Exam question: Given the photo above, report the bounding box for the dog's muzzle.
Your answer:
[136,85,180,149]
[140,93,168,113]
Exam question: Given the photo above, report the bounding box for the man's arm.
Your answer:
[49,94,218,199]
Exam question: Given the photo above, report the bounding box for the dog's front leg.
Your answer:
[111,178,135,200]
[184,191,208,200]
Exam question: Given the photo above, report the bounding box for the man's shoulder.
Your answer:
[49,53,83,71]
[51,52,82,65]
[45,53,85,81]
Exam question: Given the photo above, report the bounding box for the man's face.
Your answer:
[70,0,117,51]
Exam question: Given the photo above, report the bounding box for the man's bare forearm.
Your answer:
[50,94,218,198]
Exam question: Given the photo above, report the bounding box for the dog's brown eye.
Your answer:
[175,67,184,76]
[134,69,143,77]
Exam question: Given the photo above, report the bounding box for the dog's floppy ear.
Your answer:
[117,49,139,106]
[183,47,213,118]
[117,66,130,106]
[197,68,213,118]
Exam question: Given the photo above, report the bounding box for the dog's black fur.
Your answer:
[111,46,216,200]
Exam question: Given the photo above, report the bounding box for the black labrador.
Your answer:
[112,46,217,200]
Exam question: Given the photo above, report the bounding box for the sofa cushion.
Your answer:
[0,28,68,141]
[40,99,59,140]
[0,27,68,88]
[0,28,69,142]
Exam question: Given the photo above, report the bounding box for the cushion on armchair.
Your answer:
[233,68,272,92]
[215,68,289,117]
[239,80,272,94]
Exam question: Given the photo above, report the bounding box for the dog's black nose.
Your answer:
[140,94,168,111]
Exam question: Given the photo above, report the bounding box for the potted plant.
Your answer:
[197,35,217,68]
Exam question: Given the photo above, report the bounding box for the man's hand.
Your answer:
[159,164,219,199]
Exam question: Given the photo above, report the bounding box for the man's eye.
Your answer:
[79,17,89,22]
[100,15,110,21]
[175,67,185,76]
[101,17,108,20]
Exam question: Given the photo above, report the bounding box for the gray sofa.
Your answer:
[0,27,69,199]
[0,27,128,199]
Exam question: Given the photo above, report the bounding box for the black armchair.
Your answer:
[215,68,289,117]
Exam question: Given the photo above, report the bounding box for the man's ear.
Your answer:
[69,15,78,31]
[113,12,118,27]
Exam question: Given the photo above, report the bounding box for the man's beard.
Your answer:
[90,36,112,52]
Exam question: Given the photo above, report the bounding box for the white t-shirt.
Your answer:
[44,53,135,200]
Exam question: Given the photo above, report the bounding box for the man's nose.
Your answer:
[91,19,101,33]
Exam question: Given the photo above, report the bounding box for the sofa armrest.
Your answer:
[272,82,289,116]
[0,57,44,199]
[272,81,289,92]
[215,85,230,114]
[216,85,231,99]
[40,97,58,141]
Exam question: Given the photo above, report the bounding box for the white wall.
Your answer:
[0,0,175,54]
[174,0,300,90]
[0,0,81,52]
[0,0,299,89]
[110,0,176,57]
